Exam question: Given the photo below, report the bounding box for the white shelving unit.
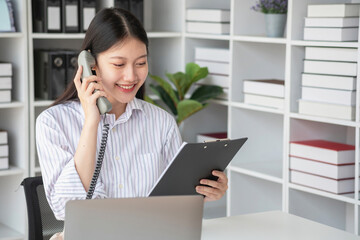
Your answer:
[1,0,360,239]
[0,0,28,239]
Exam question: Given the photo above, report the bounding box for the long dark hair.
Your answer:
[52,8,148,107]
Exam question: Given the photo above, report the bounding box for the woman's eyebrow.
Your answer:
[109,54,147,60]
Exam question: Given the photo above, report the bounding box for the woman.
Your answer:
[36,7,228,228]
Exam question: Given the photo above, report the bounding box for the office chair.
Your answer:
[21,176,64,240]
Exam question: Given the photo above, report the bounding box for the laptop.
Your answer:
[64,195,204,240]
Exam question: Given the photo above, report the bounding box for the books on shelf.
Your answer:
[186,9,230,34]
[305,47,357,62]
[0,90,11,103]
[290,170,355,194]
[186,9,230,22]
[0,63,12,77]
[187,22,230,34]
[289,139,356,194]
[197,132,228,143]
[290,156,354,179]
[195,60,229,76]
[304,17,359,28]
[289,140,355,165]
[197,74,230,89]
[195,47,230,63]
[0,157,9,170]
[301,87,355,106]
[243,79,284,98]
[298,99,355,120]
[303,27,358,42]
[0,130,7,145]
[307,4,360,18]
[303,60,357,77]
[244,93,284,110]
[0,144,9,158]
[301,73,356,91]
[0,77,11,90]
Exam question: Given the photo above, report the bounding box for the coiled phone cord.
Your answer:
[86,114,110,199]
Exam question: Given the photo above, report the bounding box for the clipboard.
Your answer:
[148,137,248,197]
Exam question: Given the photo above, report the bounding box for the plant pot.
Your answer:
[265,13,287,38]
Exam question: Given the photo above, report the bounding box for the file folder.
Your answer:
[80,0,96,32]
[63,0,80,32]
[114,0,129,10]
[47,0,62,32]
[129,0,144,25]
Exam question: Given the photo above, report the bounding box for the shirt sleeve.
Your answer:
[36,110,107,221]
[162,116,183,166]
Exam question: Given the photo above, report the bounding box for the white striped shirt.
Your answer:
[36,98,182,220]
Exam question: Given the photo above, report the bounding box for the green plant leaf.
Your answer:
[166,72,188,100]
[176,99,204,125]
[190,85,224,103]
[149,74,179,106]
[186,62,209,83]
[149,84,177,115]
[184,63,208,94]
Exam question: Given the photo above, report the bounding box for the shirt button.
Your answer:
[119,184,124,189]
[115,156,120,160]
[112,128,116,133]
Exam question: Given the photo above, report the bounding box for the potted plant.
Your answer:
[145,62,224,126]
[251,0,288,38]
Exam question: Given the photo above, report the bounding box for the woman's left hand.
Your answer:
[196,170,228,202]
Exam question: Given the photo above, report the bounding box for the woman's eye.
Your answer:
[136,62,146,66]
[113,64,124,67]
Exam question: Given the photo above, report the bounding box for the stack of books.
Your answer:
[243,79,285,109]
[304,3,360,41]
[197,132,228,143]
[289,139,355,194]
[0,63,12,103]
[195,47,230,100]
[299,47,357,120]
[186,9,230,35]
[0,130,9,170]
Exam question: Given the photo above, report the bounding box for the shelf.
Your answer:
[184,33,230,40]
[33,100,54,107]
[0,166,24,177]
[0,102,24,109]
[0,33,24,39]
[289,112,357,127]
[228,162,283,184]
[289,183,356,205]
[291,40,359,48]
[209,99,229,106]
[147,32,182,38]
[233,35,287,44]
[31,33,85,39]
[231,102,284,115]
[0,222,23,240]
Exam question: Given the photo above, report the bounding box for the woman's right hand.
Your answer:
[73,65,108,125]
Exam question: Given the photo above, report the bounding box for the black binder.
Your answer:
[32,0,62,33]
[63,0,80,32]
[34,50,67,100]
[65,50,78,86]
[129,0,143,25]
[80,0,96,32]
[149,137,248,196]
[114,0,129,10]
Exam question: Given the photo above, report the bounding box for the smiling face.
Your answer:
[94,37,148,114]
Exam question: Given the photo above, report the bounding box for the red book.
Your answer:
[289,140,355,165]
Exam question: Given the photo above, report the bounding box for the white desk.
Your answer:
[202,211,360,240]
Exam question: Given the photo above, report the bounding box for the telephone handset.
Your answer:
[78,50,111,199]
[78,50,112,114]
